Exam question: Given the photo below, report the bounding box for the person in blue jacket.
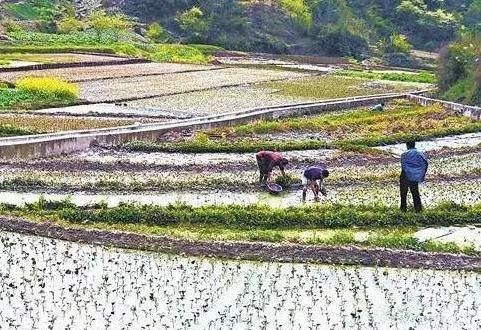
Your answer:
[400,141,428,213]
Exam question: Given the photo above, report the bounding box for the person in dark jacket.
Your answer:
[371,102,385,112]
[400,141,428,213]
[302,165,330,202]
[256,151,288,185]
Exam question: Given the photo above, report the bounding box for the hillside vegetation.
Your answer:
[120,0,477,56]
[438,33,481,105]
[0,0,477,57]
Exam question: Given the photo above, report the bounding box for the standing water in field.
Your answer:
[0,231,480,329]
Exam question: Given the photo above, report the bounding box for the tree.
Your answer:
[176,7,208,42]
[465,0,481,34]
[279,0,313,30]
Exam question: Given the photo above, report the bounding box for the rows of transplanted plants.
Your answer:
[1,148,481,207]
[0,231,480,330]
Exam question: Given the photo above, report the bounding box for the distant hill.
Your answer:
[118,0,478,57]
[1,0,480,58]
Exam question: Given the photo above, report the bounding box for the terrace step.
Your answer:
[0,91,429,161]
[0,57,150,73]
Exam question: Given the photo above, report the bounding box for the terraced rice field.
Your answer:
[1,231,480,329]
[77,67,311,103]
[125,76,420,117]
[1,53,480,329]
[1,136,480,205]
[0,62,221,83]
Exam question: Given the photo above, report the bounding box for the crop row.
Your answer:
[125,85,313,117]
[216,101,481,140]
[7,199,480,229]
[2,151,480,190]
[333,69,437,84]
[260,75,419,99]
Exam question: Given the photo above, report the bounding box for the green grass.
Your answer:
[7,31,124,46]
[333,69,436,84]
[150,44,210,64]
[0,87,77,110]
[0,45,117,54]
[0,124,35,137]
[4,0,55,21]
[260,75,413,100]
[188,44,224,55]
[2,201,478,255]
[3,32,213,64]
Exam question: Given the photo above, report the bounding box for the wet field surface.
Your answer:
[1,230,480,329]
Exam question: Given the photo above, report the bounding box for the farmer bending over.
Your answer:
[302,165,330,202]
[400,141,428,213]
[256,151,288,185]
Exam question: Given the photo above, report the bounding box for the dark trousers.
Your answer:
[400,171,422,213]
[256,156,269,183]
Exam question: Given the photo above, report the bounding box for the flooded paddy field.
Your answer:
[0,113,152,135]
[1,142,480,208]
[1,230,480,329]
[124,76,418,117]
[1,178,480,209]
[124,86,317,117]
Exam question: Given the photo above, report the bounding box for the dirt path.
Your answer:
[0,216,479,271]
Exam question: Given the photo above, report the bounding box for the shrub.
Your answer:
[88,10,132,32]
[389,33,413,53]
[146,22,167,42]
[57,16,84,34]
[16,77,79,100]
[1,19,24,33]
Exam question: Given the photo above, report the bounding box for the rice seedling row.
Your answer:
[0,231,480,329]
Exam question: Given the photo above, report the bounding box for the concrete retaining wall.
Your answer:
[406,94,481,120]
[0,93,410,161]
